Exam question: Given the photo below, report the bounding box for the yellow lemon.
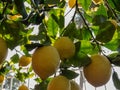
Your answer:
[70,80,81,90]
[54,37,75,60]
[68,0,76,8]
[0,75,4,83]
[47,75,71,90]
[83,54,111,87]
[18,84,29,90]
[32,46,60,80]
[0,37,8,64]
[19,55,31,67]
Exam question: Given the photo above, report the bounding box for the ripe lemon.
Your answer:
[47,75,71,90]
[70,80,81,90]
[92,0,103,4]
[32,46,60,80]
[0,37,8,64]
[18,84,29,90]
[68,0,76,8]
[0,75,4,83]
[83,54,111,87]
[19,55,31,67]
[54,37,75,60]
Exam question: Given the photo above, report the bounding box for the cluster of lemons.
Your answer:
[31,36,112,89]
[0,35,112,89]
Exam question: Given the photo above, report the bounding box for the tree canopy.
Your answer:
[0,0,120,89]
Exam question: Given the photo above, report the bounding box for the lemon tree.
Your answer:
[0,0,120,90]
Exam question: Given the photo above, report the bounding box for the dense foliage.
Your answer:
[0,0,120,89]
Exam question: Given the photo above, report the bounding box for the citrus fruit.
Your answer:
[0,37,8,64]
[47,75,71,90]
[32,46,60,80]
[19,55,31,67]
[92,0,103,4]
[54,37,75,60]
[83,54,111,87]
[110,19,118,29]
[0,75,4,83]
[70,80,81,90]
[68,0,76,8]
[18,84,29,90]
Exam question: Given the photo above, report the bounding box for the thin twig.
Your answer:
[2,2,9,16]
[104,0,120,22]
[75,3,102,53]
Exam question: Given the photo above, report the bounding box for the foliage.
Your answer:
[0,0,120,89]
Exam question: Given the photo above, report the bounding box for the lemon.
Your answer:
[18,84,29,90]
[47,75,71,90]
[70,80,81,90]
[19,55,31,67]
[54,37,75,60]
[92,0,103,4]
[68,0,76,8]
[32,46,60,80]
[83,54,111,87]
[110,19,118,29]
[0,37,8,64]
[0,75,4,83]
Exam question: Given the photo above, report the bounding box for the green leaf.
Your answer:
[10,54,19,64]
[112,71,120,89]
[92,15,107,26]
[95,4,107,16]
[96,21,116,43]
[80,40,99,54]
[70,52,91,67]
[110,0,120,12]
[45,0,60,4]
[14,0,28,19]
[63,23,81,39]
[108,52,120,66]
[79,0,91,10]
[61,69,79,79]
[25,43,43,51]
[47,12,59,38]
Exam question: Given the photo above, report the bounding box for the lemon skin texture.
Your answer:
[70,80,81,90]
[83,54,111,87]
[32,46,60,80]
[54,37,75,60]
[19,55,31,67]
[0,37,8,64]
[47,75,71,90]
[18,84,29,90]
